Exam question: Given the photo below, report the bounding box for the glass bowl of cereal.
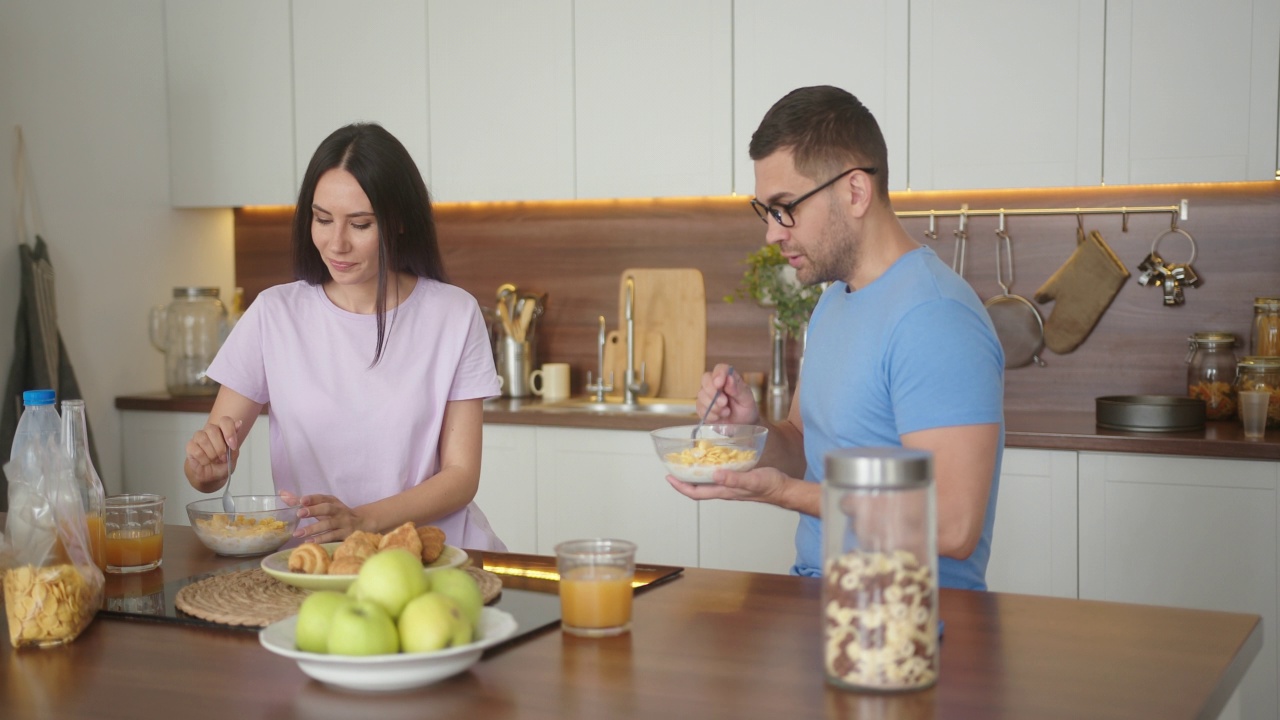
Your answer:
[186,495,298,557]
[651,424,768,484]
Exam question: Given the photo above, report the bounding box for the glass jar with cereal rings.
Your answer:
[1235,356,1280,429]
[1185,332,1238,420]
[822,447,937,693]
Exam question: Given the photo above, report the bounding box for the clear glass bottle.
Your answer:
[61,399,107,572]
[1235,356,1280,429]
[1185,332,1238,420]
[148,287,228,397]
[822,447,938,693]
[1251,297,1280,356]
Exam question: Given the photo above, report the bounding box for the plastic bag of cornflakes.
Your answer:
[2,437,103,649]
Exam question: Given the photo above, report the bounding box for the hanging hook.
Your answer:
[1170,209,1179,231]
[1076,211,1085,243]
[1121,208,1129,233]
[924,212,938,242]
[996,210,1006,235]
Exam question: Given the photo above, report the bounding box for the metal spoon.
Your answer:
[222,443,236,514]
[692,365,734,439]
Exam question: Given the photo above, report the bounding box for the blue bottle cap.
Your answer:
[22,389,56,406]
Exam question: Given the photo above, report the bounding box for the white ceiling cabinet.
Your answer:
[573,2,734,199]
[291,0,431,193]
[908,1,1106,191]
[732,1,909,195]
[426,1,574,202]
[1103,0,1280,185]
[163,0,295,208]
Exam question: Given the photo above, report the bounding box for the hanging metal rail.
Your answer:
[898,199,1189,234]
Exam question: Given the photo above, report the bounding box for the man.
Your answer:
[668,86,1005,590]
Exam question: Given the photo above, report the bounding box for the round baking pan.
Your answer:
[1096,395,1206,433]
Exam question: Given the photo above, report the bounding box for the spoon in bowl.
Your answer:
[222,443,236,514]
[692,365,734,440]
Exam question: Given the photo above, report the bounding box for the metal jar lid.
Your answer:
[1254,297,1280,310]
[1188,331,1236,347]
[173,287,221,298]
[825,447,933,489]
[1239,356,1280,370]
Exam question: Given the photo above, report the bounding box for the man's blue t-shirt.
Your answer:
[793,246,1005,590]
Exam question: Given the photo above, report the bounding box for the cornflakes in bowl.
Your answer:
[186,495,298,557]
[651,424,768,484]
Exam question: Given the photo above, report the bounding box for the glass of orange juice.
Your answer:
[104,494,165,573]
[555,538,637,637]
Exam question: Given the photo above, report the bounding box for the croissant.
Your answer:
[378,522,423,559]
[333,531,380,563]
[328,556,365,575]
[287,543,331,575]
[416,525,446,564]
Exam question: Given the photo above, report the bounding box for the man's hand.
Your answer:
[664,465,820,517]
[697,364,759,425]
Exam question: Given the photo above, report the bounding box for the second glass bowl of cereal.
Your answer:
[650,424,768,484]
[186,495,299,556]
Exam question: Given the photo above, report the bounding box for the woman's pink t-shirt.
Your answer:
[206,277,506,550]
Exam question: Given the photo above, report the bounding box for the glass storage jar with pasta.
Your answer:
[1250,297,1280,356]
[1186,332,1238,420]
[1235,356,1280,429]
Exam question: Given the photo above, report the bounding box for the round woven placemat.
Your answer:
[175,566,503,628]
[175,568,309,627]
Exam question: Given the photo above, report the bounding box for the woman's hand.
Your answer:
[184,417,241,493]
[281,490,369,543]
[697,364,759,425]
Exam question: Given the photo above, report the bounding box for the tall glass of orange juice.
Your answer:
[104,494,165,573]
[555,538,637,637]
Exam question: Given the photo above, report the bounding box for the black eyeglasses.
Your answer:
[750,167,877,227]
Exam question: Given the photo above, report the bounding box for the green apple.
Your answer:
[326,600,400,656]
[294,591,355,654]
[353,548,430,619]
[428,567,483,629]
[398,592,470,653]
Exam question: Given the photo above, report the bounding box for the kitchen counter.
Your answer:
[0,520,1261,720]
[118,392,1280,461]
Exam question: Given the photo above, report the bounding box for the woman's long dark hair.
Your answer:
[292,123,447,365]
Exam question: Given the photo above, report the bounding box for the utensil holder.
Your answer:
[497,336,534,398]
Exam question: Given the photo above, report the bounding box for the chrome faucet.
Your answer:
[585,314,613,402]
[622,275,648,406]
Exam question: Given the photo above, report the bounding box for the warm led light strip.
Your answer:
[482,563,644,588]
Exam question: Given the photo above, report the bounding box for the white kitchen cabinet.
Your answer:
[534,427,699,568]
[573,2,733,199]
[984,448,1078,598]
[426,1,574,202]
[476,424,538,554]
[907,1,1105,190]
[698,500,798,575]
[732,0,909,195]
[119,410,272,526]
[1078,452,1279,720]
[163,0,295,207]
[1103,0,1280,184]
[292,0,430,191]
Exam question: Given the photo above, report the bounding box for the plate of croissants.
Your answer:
[260,522,467,592]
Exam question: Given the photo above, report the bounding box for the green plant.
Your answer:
[724,244,822,340]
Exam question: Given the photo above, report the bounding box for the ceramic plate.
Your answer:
[260,542,467,592]
[259,607,517,692]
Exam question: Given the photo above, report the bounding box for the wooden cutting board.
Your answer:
[601,330,663,400]
[616,269,706,399]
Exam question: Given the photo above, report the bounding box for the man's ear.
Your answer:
[845,169,875,218]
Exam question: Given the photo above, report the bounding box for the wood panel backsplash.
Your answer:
[235,183,1280,413]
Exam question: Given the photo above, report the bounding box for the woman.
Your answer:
[184,123,505,550]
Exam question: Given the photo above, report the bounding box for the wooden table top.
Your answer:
[0,524,1262,720]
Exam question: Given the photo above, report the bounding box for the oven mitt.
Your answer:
[1033,229,1130,354]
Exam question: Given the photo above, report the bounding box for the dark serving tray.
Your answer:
[98,554,684,655]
